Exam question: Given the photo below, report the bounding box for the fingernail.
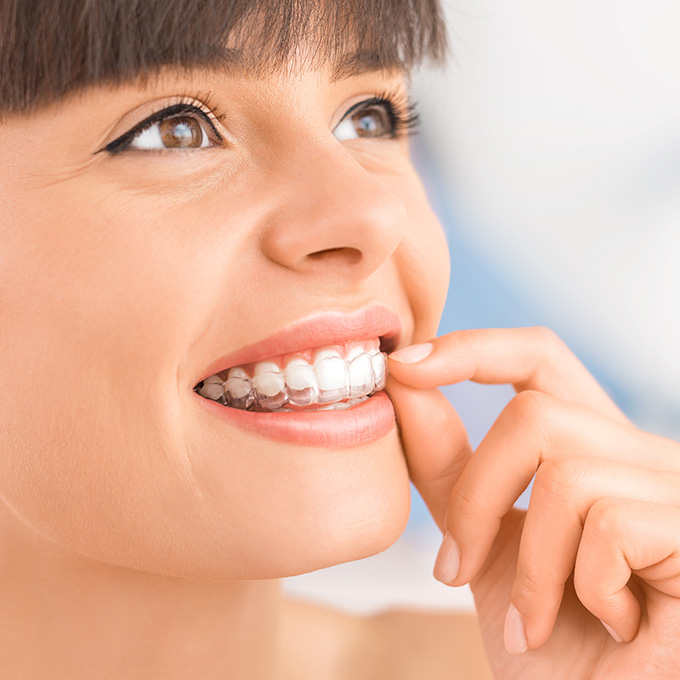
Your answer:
[389,343,433,364]
[433,532,460,584]
[600,620,623,643]
[504,604,528,655]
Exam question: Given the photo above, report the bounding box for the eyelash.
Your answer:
[103,93,227,155]
[344,91,422,139]
[103,90,420,154]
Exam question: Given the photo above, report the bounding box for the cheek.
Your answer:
[397,181,451,340]
[0,183,412,579]
[0,182,217,571]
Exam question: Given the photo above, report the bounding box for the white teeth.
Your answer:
[344,345,365,362]
[228,367,249,380]
[314,356,349,403]
[225,375,251,398]
[285,359,319,406]
[199,376,225,401]
[197,341,387,412]
[254,361,281,377]
[372,352,386,391]
[313,347,342,364]
[224,375,254,409]
[252,372,284,396]
[348,353,375,398]
[253,371,289,410]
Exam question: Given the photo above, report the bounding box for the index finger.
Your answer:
[387,327,628,424]
[386,376,472,532]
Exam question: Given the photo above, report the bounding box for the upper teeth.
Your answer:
[196,340,387,412]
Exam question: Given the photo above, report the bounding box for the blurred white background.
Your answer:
[283,0,680,614]
[416,0,680,436]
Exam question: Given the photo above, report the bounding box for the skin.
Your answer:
[388,328,680,678]
[1,33,679,680]
[0,58,463,679]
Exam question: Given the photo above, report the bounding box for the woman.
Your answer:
[1,1,679,677]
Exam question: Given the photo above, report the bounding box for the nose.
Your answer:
[259,138,407,281]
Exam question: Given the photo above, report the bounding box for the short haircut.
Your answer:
[0,0,447,115]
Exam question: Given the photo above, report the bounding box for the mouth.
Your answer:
[192,306,401,447]
[192,305,401,419]
[194,338,388,413]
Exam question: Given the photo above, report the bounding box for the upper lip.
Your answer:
[196,304,402,384]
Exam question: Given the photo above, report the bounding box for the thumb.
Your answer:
[386,375,472,531]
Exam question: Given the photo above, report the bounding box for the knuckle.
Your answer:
[505,389,553,426]
[513,564,544,599]
[512,567,562,617]
[586,498,623,540]
[530,326,564,353]
[449,479,485,521]
[451,329,479,367]
[529,326,570,373]
[534,457,586,504]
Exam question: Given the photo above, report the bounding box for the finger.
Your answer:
[575,499,680,643]
[442,392,679,587]
[388,327,627,424]
[510,459,680,650]
[386,375,472,532]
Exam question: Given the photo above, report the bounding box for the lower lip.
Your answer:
[195,390,396,448]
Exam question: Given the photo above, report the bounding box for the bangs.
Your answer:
[0,0,447,115]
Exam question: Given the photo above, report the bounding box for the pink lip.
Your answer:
[193,304,402,447]
[196,304,402,383]
[195,390,396,448]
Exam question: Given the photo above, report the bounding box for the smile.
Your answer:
[191,306,400,447]
[195,339,387,413]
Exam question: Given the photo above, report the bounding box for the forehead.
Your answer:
[1,0,446,116]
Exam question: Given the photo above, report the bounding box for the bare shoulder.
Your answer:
[280,598,494,680]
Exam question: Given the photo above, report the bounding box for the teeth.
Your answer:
[224,375,255,409]
[345,345,365,362]
[285,359,319,406]
[348,352,375,398]
[196,340,387,413]
[372,352,386,391]
[252,370,289,410]
[254,361,280,376]
[314,355,349,403]
[198,375,225,402]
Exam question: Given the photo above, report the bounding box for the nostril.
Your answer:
[307,247,362,265]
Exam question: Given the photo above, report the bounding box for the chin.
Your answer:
[150,428,415,582]
[247,430,413,580]
[11,426,412,584]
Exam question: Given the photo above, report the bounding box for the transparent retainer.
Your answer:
[197,351,387,413]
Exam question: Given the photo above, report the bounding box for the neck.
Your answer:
[0,502,282,680]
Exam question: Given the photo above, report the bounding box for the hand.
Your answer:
[386,327,680,679]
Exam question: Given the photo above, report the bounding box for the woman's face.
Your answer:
[0,61,450,579]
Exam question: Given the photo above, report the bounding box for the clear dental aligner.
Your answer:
[195,341,388,413]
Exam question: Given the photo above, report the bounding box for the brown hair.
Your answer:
[0,0,447,115]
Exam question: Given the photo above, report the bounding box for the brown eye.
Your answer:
[333,104,394,141]
[125,113,212,151]
[157,116,205,148]
[350,107,391,137]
